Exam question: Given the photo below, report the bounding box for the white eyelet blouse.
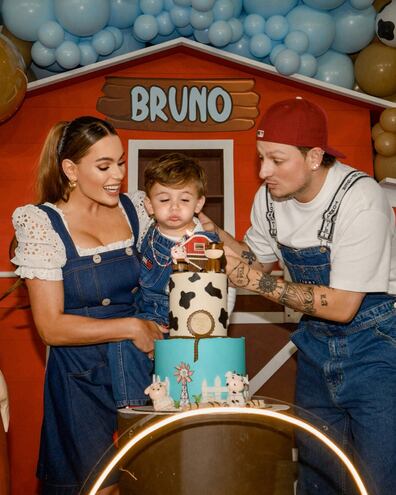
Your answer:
[11,191,151,281]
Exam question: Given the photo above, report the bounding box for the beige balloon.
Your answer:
[355,43,396,97]
[380,107,396,132]
[374,153,396,181]
[375,131,396,156]
[371,122,385,141]
[1,27,32,68]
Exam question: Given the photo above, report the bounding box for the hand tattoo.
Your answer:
[241,249,257,266]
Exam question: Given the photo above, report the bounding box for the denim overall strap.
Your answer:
[318,170,369,247]
[119,193,139,248]
[37,204,79,259]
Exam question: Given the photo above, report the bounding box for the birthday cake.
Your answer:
[151,239,248,410]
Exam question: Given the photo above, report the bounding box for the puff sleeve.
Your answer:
[11,205,66,280]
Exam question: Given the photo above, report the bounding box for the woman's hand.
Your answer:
[131,319,168,356]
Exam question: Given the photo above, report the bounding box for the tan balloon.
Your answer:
[373,0,392,12]
[379,107,396,132]
[375,131,396,156]
[1,26,32,68]
[374,153,396,181]
[371,122,385,140]
[0,33,28,123]
[355,43,396,97]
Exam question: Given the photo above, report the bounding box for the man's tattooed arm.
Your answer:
[228,261,333,317]
[241,247,257,266]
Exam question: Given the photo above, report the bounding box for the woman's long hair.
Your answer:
[36,116,117,204]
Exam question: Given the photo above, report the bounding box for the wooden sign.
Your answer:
[97,77,260,132]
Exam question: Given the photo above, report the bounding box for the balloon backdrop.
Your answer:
[0,33,28,122]
[372,108,396,181]
[2,0,396,106]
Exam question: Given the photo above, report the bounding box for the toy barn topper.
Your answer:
[97,77,260,132]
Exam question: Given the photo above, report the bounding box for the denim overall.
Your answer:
[36,195,152,494]
[110,223,219,406]
[265,171,396,495]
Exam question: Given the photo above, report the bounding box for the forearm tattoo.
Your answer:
[230,262,250,287]
[241,248,257,266]
[279,282,316,315]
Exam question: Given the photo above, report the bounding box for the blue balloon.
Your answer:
[315,50,354,89]
[229,18,243,42]
[174,0,191,4]
[213,0,234,21]
[156,11,175,35]
[169,6,191,27]
[302,0,344,9]
[64,31,80,43]
[231,0,243,17]
[265,15,289,41]
[164,0,176,8]
[243,14,265,37]
[193,28,210,43]
[191,0,215,11]
[349,0,374,8]
[249,33,272,58]
[286,5,335,57]
[177,24,194,36]
[208,20,232,47]
[141,0,164,16]
[92,29,116,56]
[108,0,141,29]
[38,21,65,49]
[79,41,99,65]
[108,28,145,56]
[298,53,317,77]
[105,26,123,50]
[133,14,159,40]
[99,28,144,58]
[31,41,56,67]
[190,9,214,30]
[55,40,81,69]
[285,30,309,54]
[243,0,298,18]
[150,30,180,43]
[223,34,257,59]
[2,0,54,41]
[269,42,286,65]
[275,48,300,75]
[331,3,375,54]
[54,0,110,37]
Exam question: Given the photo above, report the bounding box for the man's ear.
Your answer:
[144,195,154,216]
[61,159,78,183]
[194,196,206,214]
[307,147,325,170]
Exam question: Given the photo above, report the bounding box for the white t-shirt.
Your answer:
[12,191,151,280]
[245,162,396,295]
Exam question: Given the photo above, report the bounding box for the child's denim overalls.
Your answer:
[265,170,396,495]
[110,223,219,407]
[36,195,152,494]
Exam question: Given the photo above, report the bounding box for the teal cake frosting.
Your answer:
[154,337,246,403]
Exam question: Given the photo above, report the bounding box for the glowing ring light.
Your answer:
[87,407,369,495]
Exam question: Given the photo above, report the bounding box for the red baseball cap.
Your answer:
[256,96,345,159]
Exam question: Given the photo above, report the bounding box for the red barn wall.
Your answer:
[0,48,374,494]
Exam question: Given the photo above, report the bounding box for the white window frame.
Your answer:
[127,139,235,235]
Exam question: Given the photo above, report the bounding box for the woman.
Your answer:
[201,97,396,495]
[11,116,167,494]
